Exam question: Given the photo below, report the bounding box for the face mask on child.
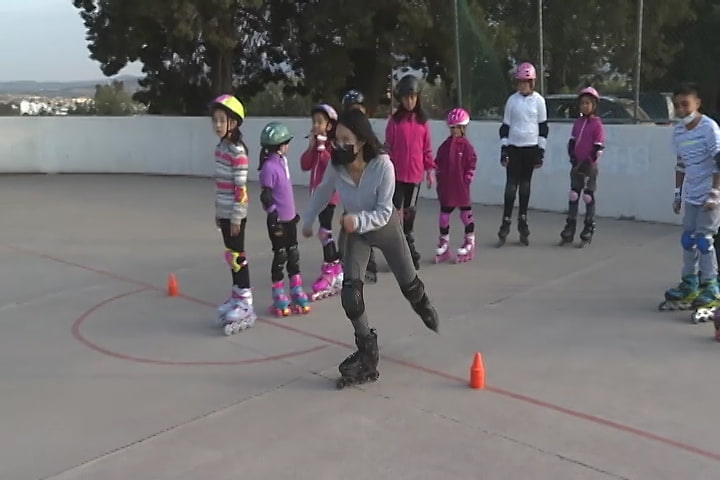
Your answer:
[677,111,697,126]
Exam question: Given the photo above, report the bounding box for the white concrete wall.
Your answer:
[0,116,678,224]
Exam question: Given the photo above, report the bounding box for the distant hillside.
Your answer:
[0,75,141,98]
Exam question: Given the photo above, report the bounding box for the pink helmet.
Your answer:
[447,107,470,127]
[515,62,537,80]
[579,86,600,100]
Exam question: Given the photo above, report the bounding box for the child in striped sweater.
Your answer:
[210,94,256,335]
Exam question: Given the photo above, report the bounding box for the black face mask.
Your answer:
[331,143,357,166]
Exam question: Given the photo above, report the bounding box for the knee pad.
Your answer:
[681,231,696,251]
[317,227,332,246]
[583,190,595,204]
[287,244,300,265]
[341,279,365,319]
[272,247,288,266]
[224,249,247,273]
[569,190,580,202]
[439,212,450,229]
[460,209,473,226]
[400,275,425,305]
[697,235,715,254]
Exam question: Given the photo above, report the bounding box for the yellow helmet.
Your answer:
[210,94,245,120]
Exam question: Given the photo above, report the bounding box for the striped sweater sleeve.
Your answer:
[227,143,249,224]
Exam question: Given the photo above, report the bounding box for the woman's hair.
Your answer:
[337,109,384,162]
[257,142,289,171]
[391,95,428,124]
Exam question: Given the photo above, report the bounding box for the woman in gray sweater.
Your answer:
[302,109,439,389]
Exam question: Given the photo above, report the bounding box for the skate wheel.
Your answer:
[658,301,671,312]
[224,324,235,336]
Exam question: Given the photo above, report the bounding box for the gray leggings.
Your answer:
[342,209,419,335]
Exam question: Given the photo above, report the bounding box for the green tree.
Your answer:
[485,0,694,93]
[94,80,134,115]
[73,0,289,115]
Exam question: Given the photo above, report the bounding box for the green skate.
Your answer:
[659,274,700,312]
[690,278,720,324]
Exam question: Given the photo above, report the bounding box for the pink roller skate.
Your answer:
[434,235,452,263]
[269,280,291,317]
[311,261,343,301]
[289,274,312,314]
[456,233,475,263]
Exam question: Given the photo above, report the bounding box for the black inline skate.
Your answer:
[497,216,511,247]
[518,214,530,246]
[559,218,576,246]
[337,329,380,389]
[578,220,595,248]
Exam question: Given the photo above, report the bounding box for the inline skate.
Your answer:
[497,216,511,247]
[289,273,312,314]
[310,261,343,301]
[336,329,380,389]
[518,214,530,246]
[559,218,576,246]
[269,280,292,317]
[690,278,720,324]
[434,235,453,263]
[578,220,595,248]
[456,233,475,263]
[217,286,257,335]
[658,274,700,312]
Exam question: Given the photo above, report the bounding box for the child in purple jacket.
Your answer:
[434,107,478,263]
[258,121,312,316]
[559,87,605,247]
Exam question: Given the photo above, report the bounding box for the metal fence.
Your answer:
[446,0,691,125]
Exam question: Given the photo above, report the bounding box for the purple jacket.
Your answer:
[569,115,605,164]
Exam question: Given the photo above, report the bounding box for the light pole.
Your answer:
[538,0,545,95]
[633,0,644,122]
[453,0,463,105]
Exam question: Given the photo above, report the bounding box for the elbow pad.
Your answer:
[499,123,509,140]
[675,157,686,173]
[567,138,576,159]
[260,187,274,211]
[538,121,549,138]
[592,143,605,161]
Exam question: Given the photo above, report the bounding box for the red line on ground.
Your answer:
[71,287,327,366]
[5,242,720,463]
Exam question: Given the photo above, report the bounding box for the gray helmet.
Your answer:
[260,121,293,147]
[395,74,422,98]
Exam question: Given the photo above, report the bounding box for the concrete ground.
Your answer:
[1,174,719,480]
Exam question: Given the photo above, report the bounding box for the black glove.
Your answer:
[570,156,578,168]
[535,147,545,167]
[500,146,509,166]
[267,211,283,237]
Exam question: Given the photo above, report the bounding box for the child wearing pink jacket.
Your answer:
[434,107,478,264]
[385,74,436,269]
[559,86,605,247]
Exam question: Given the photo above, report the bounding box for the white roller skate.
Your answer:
[434,235,452,263]
[217,286,256,335]
[311,261,343,301]
[456,233,475,263]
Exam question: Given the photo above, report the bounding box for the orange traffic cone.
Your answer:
[167,273,179,297]
[469,352,485,389]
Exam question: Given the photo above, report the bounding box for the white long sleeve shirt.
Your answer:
[500,92,548,149]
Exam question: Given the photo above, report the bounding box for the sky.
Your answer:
[0,0,143,82]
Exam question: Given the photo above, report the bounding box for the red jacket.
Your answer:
[300,141,339,206]
[384,113,435,184]
[435,136,477,207]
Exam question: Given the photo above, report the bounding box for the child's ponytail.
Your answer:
[258,146,272,171]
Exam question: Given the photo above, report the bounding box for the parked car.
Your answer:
[618,92,674,125]
[544,94,653,124]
